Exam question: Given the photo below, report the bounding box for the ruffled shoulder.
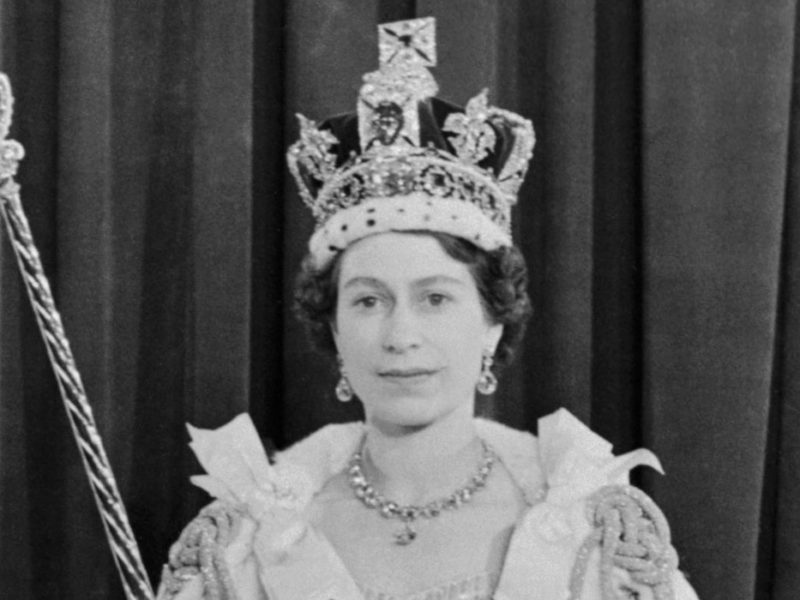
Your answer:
[495,408,696,600]
[185,414,315,549]
[536,408,663,497]
[158,415,367,600]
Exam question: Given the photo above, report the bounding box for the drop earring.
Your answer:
[476,350,498,395]
[336,356,354,402]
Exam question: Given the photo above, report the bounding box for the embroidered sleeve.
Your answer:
[158,501,243,600]
[568,485,680,600]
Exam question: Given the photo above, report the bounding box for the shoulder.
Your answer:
[477,407,664,506]
[158,500,261,600]
[492,409,700,600]
[158,417,365,599]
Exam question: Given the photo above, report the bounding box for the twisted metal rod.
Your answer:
[0,73,155,600]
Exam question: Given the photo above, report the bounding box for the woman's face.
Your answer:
[333,232,503,430]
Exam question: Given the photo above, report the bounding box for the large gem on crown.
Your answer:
[363,156,415,197]
[370,101,404,146]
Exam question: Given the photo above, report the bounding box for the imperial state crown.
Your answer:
[287,17,535,268]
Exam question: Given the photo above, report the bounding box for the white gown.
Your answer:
[157,409,700,600]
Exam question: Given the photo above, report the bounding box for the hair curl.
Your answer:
[292,231,532,370]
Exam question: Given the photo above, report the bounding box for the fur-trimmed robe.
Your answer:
[158,409,700,600]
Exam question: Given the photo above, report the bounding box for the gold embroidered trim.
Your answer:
[568,485,679,600]
[159,502,242,600]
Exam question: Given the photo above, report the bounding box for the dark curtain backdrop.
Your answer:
[0,1,797,599]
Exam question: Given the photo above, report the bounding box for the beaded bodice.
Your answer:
[359,570,498,600]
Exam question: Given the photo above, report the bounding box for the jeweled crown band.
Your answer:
[290,144,512,229]
[286,17,535,268]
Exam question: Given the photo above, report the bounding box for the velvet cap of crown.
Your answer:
[287,17,535,269]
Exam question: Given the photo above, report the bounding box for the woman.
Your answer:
[158,18,699,600]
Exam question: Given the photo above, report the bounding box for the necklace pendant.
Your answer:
[349,439,497,547]
[393,523,417,545]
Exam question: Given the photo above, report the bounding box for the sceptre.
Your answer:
[0,74,155,599]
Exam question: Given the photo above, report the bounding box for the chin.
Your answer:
[366,396,458,431]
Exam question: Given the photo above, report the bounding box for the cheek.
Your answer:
[333,311,378,359]
[454,327,489,365]
[434,310,494,360]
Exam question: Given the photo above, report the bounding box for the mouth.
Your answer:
[377,368,439,382]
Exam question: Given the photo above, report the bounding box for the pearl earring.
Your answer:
[476,350,498,395]
[336,356,354,402]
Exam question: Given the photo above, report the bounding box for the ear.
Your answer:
[485,323,504,356]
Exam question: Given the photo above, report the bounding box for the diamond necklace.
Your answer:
[347,439,497,545]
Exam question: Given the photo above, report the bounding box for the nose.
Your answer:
[381,302,422,353]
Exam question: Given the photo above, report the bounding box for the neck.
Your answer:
[361,404,481,505]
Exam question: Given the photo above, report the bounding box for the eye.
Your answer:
[353,294,382,309]
[424,292,451,307]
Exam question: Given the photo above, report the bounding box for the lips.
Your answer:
[378,367,439,380]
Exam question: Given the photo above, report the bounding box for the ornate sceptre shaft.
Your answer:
[0,74,155,599]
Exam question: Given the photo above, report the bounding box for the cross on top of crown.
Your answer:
[378,17,437,69]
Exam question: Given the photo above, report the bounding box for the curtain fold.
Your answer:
[640,3,798,597]
[0,1,797,599]
[1,2,68,598]
[769,5,800,596]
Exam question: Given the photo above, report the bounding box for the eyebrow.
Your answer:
[342,276,386,290]
[414,275,468,288]
[341,275,468,290]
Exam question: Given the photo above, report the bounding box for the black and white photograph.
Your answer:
[0,2,797,599]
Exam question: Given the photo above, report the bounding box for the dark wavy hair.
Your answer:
[292,231,532,370]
